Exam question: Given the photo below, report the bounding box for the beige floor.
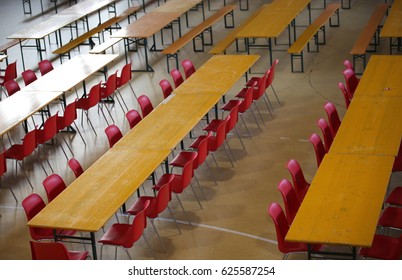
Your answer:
[0,0,401,260]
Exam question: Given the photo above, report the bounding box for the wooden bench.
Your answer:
[350,3,388,74]
[162,5,235,71]
[288,3,341,72]
[209,4,266,55]
[53,6,139,60]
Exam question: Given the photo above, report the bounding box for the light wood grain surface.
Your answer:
[380,0,402,38]
[151,0,202,13]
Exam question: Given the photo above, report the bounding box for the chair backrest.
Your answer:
[286,159,310,202]
[193,131,211,169]
[21,69,38,86]
[137,95,154,118]
[338,82,351,109]
[342,68,359,97]
[2,61,17,83]
[38,60,54,76]
[101,71,117,98]
[0,149,7,176]
[324,102,341,138]
[154,177,173,218]
[310,133,326,168]
[38,114,59,144]
[178,152,196,191]
[105,124,123,148]
[58,101,77,130]
[317,118,333,152]
[208,119,227,152]
[42,174,67,203]
[343,59,354,71]
[22,193,52,240]
[277,179,301,225]
[267,59,279,88]
[253,74,267,100]
[239,82,256,113]
[125,109,142,129]
[4,80,20,96]
[267,202,292,254]
[30,241,82,260]
[125,200,150,248]
[87,82,101,108]
[225,100,241,133]
[22,129,38,158]
[68,158,84,178]
[117,62,132,87]
[170,68,184,88]
[181,59,196,79]
[159,79,173,99]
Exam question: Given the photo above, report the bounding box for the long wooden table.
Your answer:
[27,55,259,260]
[236,0,311,65]
[111,0,203,72]
[8,0,118,69]
[286,55,402,259]
[380,0,402,54]
[0,54,117,138]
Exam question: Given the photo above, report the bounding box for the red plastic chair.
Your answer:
[286,159,310,202]
[384,186,402,207]
[137,95,154,118]
[4,80,20,97]
[30,240,89,260]
[317,118,333,152]
[68,158,84,178]
[358,235,402,260]
[309,133,326,168]
[22,193,76,241]
[38,60,54,76]
[181,59,196,79]
[170,68,184,88]
[21,69,38,86]
[104,124,123,148]
[100,71,119,119]
[116,62,137,99]
[268,202,321,259]
[126,176,180,252]
[324,102,341,138]
[5,128,38,190]
[159,79,173,99]
[98,200,152,259]
[125,109,142,129]
[76,82,107,134]
[0,61,17,99]
[57,100,86,146]
[42,173,67,203]
[343,59,354,71]
[342,68,359,97]
[0,149,17,202]
[277,179,301,225]
[338,82,351,109]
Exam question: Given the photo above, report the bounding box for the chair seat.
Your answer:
[220,100,238,112]
[5,144,24,160]
[385,187,402,206]
[378,206,402,229]
[126,196,155,218]
[245,77,261,87]
[67,250,89,260]
[75,98,89,109]
[36,130,50,145]
[153,173,183,194]
[189,135,207,150]
[203,119,224,133]
[235,87,248,99]
[358,234,402,260]
[98,223,134,247]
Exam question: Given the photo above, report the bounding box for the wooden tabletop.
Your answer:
[22,54,118,92]
[0,90,64,137]
[330,96,402,156]
[8,0,117,40]
[151,0,202,13]
[236,0,311,38]
[380,0,402,38]
[28,55,259,233]
[353,55,402,97]
[286,153,395,247]
[174,55,261,95]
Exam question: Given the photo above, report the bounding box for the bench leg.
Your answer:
[22,0,32,14]
[341,0,351,9]
[193,33,205,52]
[290,52,304,73]
[329,9,340,27]
[240,0,249,11]
[166,54,179,73]
[224,11,235,28]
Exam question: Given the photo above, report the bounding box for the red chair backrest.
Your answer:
[117,62,132,87]
[268,202,291,253]
[105,124,123,148]
[226,100,241,132]
[125,109,142,129]
[324,102,341,138]
[253,74,266,100]
[42,174,67,203]
[22,129,38,158]
[170,68,184,88]
[310,133,326,168]
[154,179,172,217]
[278,179,301,225]
[181,59,196,79]
[159,79,173,99]
[0,149,6,176]
[125,200,150,248]
[286,159,310,202]
[239,82,256,113]
[209,120,227,152]
[193,132,211,169]
[68,158,84,178]
[4,80,20,96]
[343,68,359,96]
[2,61,17,83]
[102,71,117,98]
[22,193,51,240]
[38,60,53,76]
[137,95,154,118]
[38,114,59,144]
[317,118,333,152]
[267,59,279,88]
[30,241,71,260]
[178,152,196,191]
[58,101,77,130]
[21,69,38,86]
[88,83,101,108]
[338,82,351,109]
[343,59,354,71]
